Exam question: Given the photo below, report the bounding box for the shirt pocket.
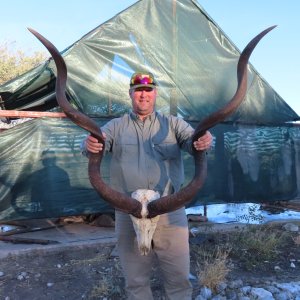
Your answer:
[152,136,180,160]
[114,136,138,163]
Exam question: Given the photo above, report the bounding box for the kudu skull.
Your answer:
[130,189,161,255]
[28,25,276,255]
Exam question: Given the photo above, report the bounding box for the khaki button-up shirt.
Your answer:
[102,111,194,195]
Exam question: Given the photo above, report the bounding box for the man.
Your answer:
[83,71,212,299]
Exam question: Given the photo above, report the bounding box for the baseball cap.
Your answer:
[129,72,157,89]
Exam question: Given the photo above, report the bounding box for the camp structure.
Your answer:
[0,0,299,221]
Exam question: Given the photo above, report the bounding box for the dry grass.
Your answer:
[86,256,124,299]
[66,250,125,299]
[191,223,294,289]
[293,234,300,246]
[229,225,290,265]
[69,253,108,266]
[88,277,112,299]
[195,246,231,292]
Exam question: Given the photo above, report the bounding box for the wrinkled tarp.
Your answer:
[0,0,298,123]
[0,118,299,221]
[0,118,112,220]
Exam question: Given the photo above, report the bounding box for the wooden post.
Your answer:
[0,96,11,123]
[0,110,66,118]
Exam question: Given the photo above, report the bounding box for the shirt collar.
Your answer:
[130,111,156,122]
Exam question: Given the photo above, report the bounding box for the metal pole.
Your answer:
[170,0,178,116]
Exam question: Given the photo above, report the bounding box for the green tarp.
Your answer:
[1,0,298,122]
[1,118,299,221]
[0,0,299,221]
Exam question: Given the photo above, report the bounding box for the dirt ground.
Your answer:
[1,222,300,300]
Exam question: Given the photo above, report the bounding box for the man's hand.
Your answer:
[193,131,212,151]
[85,133,106,153]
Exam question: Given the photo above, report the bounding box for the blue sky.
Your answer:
[1,0,299,115]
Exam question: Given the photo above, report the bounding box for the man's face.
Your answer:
[129,87,157,118]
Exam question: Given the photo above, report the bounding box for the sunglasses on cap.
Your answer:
[130,72,157,88]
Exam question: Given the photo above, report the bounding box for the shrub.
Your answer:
[196,246,231,292]
[0,41,47,85]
